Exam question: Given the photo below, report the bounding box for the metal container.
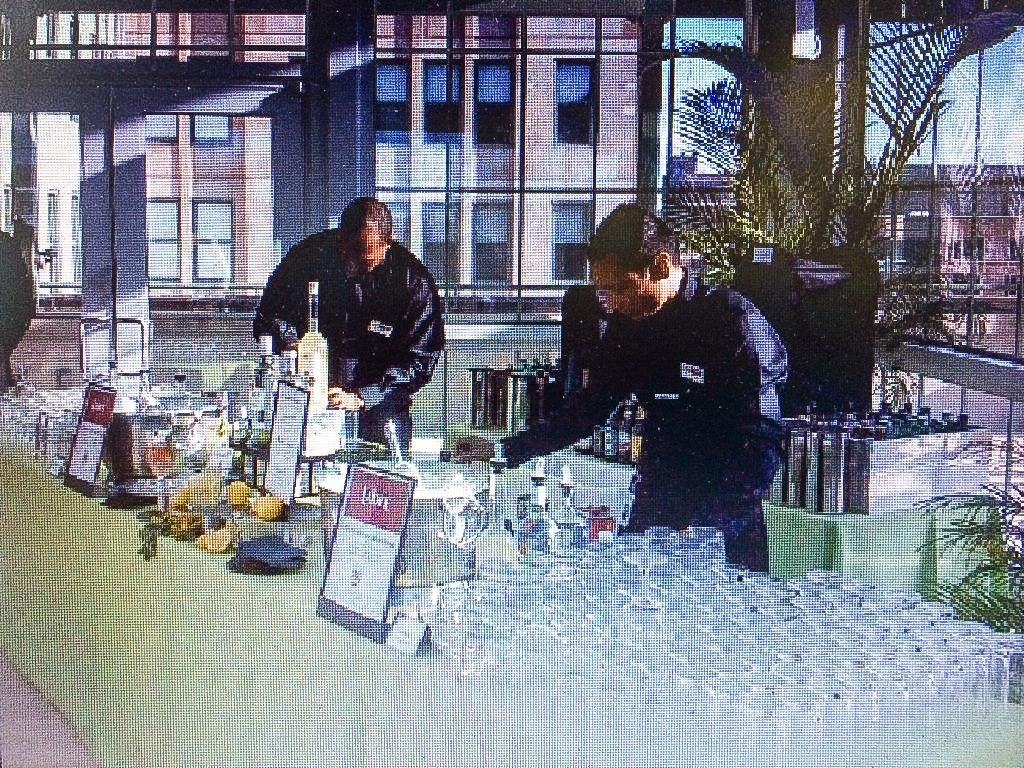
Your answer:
[486,368,510,429]
[820,431,847,515]
[804,430,823,513]
[469,367,490,428]
[786,429,807,508]
[843,429,991,514]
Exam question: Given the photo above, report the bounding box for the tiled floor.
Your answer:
[0,655,99,768]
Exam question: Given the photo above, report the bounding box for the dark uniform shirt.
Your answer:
[503,280,788,570]
[0,231,35,388]
[253,230,445,447]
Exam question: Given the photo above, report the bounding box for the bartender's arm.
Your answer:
[455,376,621,466]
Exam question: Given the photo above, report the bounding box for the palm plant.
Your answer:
[663,8,1023,410]
[920,486,1024,633]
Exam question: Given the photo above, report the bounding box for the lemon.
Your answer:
[168,487,193,512]
[226,481,253,508]
[251,495,286,522]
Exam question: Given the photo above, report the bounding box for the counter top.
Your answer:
[1,446,1023,768]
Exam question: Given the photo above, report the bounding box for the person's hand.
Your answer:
[453,435,496,463]
[328,387,364,411]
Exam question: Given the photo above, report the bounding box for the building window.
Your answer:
[555,60,594,145]
[472,201,512,284]
[45,191,60,281]
[477,16,516,47]
[145,114,178,142]
[422,201,461,284]
[952,237,985,264]
[474,61,513,145]
[552,201,591,281]
[376,60,411,138]
[193,201,232,282]
[46,191,59,249]
[192,114,231,144]
[899,237,931,271]
[389,199,410,247]
[147,200,180,281]
[424,61,463,139]
[71,193,81,283]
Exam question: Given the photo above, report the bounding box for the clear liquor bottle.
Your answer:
[297,281,330,412]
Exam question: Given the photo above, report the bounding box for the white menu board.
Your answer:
[65,384,117,492]
[264,381,309,505]
[318,465,416,643]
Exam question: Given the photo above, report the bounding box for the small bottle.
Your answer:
[630,405,646,464]
[593,422,605,457]
[618,395,637,463]
[157,475,169,514]
[603,402,621,461]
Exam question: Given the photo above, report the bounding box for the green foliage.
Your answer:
[918,489,1024,633]
[875,269,957,348]
[665,10,1022,296]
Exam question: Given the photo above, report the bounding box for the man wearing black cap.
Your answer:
[254,197,445,453]
[457,202,787,571]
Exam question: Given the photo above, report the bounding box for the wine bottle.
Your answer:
[297,281,329,412]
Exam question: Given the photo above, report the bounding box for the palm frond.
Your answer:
[673,79,742,176]
[931,580,1023,633]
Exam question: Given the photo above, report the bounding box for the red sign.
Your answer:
[82,387,116,427]
[343,466,414,533]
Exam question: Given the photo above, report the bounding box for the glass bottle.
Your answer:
[297,281,330,412]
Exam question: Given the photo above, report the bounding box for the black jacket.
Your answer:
[504,280,787,522]
[253,231,445,413]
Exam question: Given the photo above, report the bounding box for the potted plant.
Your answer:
[663,7,1023,414]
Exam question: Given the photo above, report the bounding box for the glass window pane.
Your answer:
[148,242,180,281]
[194,243,231,281]
[193,115,230,142]
[1,112,82,297]
[472,201,512,283]
[477,63,511,103]
[553,201,590,243]
[555,63,592,104]
[146,114,178,141]
[195,202,232,240]
[147,201,178,240]
[425,62,461,103]
[377,62,408,102]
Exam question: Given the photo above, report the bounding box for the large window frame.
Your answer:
[375,58,411,139]
[554,59,595,146]
[373,10,643,318]
[423,59,464,140]
[191,199,233,283]
[147,198,182,282]
[473,60,514,146]
[551,200,592,282]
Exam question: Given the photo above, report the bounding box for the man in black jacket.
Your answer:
[458,203,787,571]
[0,221,35,390]
[254,198,444,453]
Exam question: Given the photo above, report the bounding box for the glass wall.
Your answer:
[31,11,306,62]
[373,11,640,318]
[871,21,1024,358]
[143,113,278,296]
[866,15,1024,491]
[0,112,82,299]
